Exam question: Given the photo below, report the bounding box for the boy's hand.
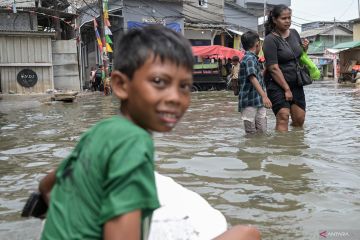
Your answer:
[262,96,272,108]
[284,89,293,101]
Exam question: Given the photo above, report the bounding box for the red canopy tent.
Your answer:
[192,45,245,60]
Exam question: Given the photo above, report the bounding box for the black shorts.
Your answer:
[267,82,306,116]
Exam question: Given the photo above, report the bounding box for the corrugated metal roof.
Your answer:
[332,41,360,49]
[300,25,352,38]
[0,30,55,37]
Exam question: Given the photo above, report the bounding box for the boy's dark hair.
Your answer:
[232,56,239,62]
[113,25,194,80]
[241,31,260,51]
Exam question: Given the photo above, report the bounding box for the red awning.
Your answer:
[192,45,245,60]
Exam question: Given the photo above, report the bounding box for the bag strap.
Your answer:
[273,30,301,67]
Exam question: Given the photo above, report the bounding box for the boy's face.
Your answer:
[112,56,193,132]
[255,40,261,55]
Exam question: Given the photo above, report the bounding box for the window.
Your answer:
[198,0,208,7]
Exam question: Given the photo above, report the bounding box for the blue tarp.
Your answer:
[127,21,181,32]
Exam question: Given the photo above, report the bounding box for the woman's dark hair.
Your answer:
[264,4,292,36]
[113,25,194,80]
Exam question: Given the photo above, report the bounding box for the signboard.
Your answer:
[142,17,166,25]
[17,69,38,88]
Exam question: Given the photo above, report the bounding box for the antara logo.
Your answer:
[319,231,327,238]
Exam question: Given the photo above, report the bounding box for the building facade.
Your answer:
[300,25,353,55]
[0,0,78,94]
[350,18,360,41]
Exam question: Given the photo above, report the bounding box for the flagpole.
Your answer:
[98,0,108,78]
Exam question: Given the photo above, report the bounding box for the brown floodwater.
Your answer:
[1,80,360,239]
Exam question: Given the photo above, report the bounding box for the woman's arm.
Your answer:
[38,169,56,205]
[267,64,293,101]
[103,210,141,240]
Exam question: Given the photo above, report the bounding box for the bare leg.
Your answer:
[275,108,290,132]
[244,120,257,134]
[290,104,305,127]
[255,117,267,133]
[255,108,267,133]
[213,225,261,240]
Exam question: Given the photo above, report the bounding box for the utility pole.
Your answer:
[333,17,336,46]
[333,17,337,81]
[263,0,267,38]
[98,0,108,78]
[358,0,360,17]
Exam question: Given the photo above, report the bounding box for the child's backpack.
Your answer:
[95,70,102,79]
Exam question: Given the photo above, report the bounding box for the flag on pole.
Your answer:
[93,18,103,51]
[106,43,113,53]
[105,18,111,27]
[105,35,113,44]
[103,0,109,20]
[105,26,112,35]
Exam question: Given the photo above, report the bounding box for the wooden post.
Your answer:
[221,32,225,46]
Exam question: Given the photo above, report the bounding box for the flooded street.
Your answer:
[1,80,360,239]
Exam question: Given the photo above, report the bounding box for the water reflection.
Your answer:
[1,82,360,239]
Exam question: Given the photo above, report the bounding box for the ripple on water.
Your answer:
[52,147,72,158]
[0,124,19,130]
[0,156,9,161]
[0,144,56,155]
[163,156,248,178]
[24,162,49,168]
[37,129,58,135]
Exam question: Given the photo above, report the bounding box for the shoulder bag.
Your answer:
[274,32,313,87]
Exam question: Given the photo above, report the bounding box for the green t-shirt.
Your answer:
[41,116,160,240]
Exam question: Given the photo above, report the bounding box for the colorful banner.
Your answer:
[104,26,112,35]
[93,18,103,51]
[105,35,113,44]
[106,43,113,53]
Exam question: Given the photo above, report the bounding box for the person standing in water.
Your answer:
[263,4,309,131]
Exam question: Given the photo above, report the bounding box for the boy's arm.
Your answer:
[249,75,272,108]
[38,169,56,205]
[103,210,141,240]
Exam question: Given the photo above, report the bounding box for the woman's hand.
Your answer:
[302,38,310,52]
[284,89,293,101]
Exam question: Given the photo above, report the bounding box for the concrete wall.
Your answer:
[184,0,224,23]
[224,6,258,31]
[0,13,37,31]
[1,0,35,7]
[0,33,53,93]
[185,29,217,46]
[52,40,80,91]
[353,23,360,41]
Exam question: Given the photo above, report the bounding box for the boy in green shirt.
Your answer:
[38,25,260,240]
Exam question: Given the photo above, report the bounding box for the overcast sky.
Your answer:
[290,0,360,31]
